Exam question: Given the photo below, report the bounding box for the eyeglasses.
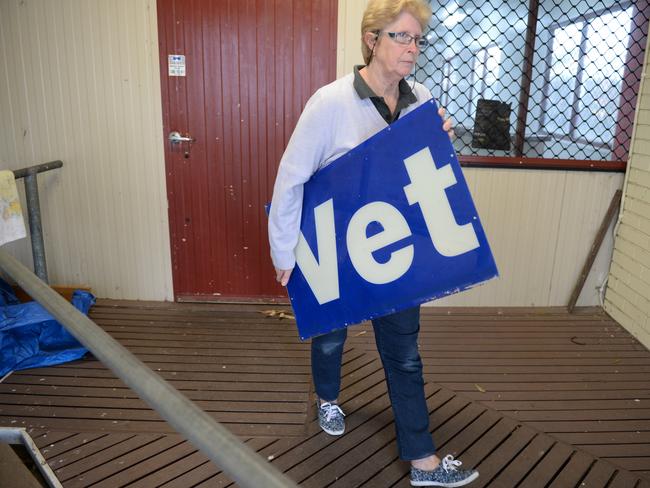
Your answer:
[382,31,429,49]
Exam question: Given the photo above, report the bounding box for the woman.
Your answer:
[268,1,478,486]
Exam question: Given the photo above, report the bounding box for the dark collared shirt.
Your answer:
[353,65,417,124]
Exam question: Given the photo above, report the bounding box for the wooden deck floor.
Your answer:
[1,301,650,487]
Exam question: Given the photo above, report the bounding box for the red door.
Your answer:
[157,0,338,300]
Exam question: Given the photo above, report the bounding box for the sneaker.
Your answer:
[317,401,345,435]
[410,454,479,487]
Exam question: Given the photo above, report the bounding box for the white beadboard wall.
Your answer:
[0,0,629,306]
[336,0,366,78]
[435,168,623,307]
[604,36,650,349]
[0,0,172,300]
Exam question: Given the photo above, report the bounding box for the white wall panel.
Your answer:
[432,169,623,306]
[605,33,650,349]
[0,0,173,300]
[336,0,367,77]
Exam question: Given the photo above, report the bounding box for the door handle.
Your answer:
[169,131,196,143]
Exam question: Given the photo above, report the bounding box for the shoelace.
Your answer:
[320,402,345,421]
[441,454,463,472]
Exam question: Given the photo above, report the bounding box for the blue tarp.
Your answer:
[0,281,94,376]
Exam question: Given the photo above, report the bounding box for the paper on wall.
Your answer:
[0,170,27,246]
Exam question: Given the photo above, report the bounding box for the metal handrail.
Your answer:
[12,160,63,179]
[11,160,64,283]
[0,427,63,488]
[0,249,298,488]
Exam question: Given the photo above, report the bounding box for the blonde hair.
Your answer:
[361,0,432,65]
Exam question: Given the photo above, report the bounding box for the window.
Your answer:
[543,7,634,146]
[417,0,647,169]
[439,45,502,130]
[471,45,502,120]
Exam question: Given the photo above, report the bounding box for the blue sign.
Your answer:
[287,99,498,340]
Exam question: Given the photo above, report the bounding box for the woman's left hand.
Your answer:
[438,107,455,140]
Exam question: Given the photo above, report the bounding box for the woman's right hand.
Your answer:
[275,267,293,287]
[438,107,455,140]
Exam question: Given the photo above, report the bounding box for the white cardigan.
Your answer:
[268,72,432,270]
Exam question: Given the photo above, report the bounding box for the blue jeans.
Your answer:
[311,306,436,460]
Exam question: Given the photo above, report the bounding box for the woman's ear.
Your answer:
[363,31,377,51]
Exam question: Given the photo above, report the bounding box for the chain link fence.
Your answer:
[416,0,648,163]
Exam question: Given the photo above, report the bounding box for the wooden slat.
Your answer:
[147,438,272,488]
[609,468,647,487]
[89,439,197,488]
[3,376,306,391]
[470,425,538,487]
[555,432,650,445]
[509,409,650,421]
[442,381,650,391]
[131,451,208,488]
[526,420,650,432]
[62,435,186,487]
[2,384,307,403]
[547,450,595,487]
[488,433,555,486]
[467,390,650,401]
[518,442,575,487]
[32,431,82,456]
[54,433,165,481]
[579,461,617,486]
[44,433,130,465]
[456,417,522,471]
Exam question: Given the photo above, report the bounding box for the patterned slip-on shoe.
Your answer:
[317,401,345,436]
[410,454,479,487]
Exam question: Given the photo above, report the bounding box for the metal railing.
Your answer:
[0,249,299,488]
[0,427,63,488]
[12,160,64,283]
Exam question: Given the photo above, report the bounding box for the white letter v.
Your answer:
[295,198,340,304]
